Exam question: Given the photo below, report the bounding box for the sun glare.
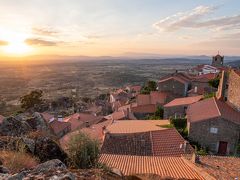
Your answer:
[0,29,33,56]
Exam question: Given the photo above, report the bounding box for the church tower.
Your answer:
[212,52,224,67]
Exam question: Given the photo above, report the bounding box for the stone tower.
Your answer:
[212,52,224,67]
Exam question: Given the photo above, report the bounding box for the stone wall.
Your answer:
[188,118,240,155]
[164,105,186,119]
[158,79,187,97]
[227,70,240,111]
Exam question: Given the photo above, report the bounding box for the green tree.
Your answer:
[20,90,43,110]
[208,78,220,88]
[140,80,157,94]
[67,132,100,168]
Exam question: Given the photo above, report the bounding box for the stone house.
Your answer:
[187,97,240,155]
[163,95,202,119]
[158,72,191,98]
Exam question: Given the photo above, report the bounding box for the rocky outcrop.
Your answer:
[34,136,67,163]
[0,136,67,163]
[26,112,50,133]
[0,117,32,136]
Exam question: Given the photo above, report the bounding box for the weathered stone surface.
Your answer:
[0,166,9,174]
[31,159,66,174]
[0,117,32,136]
[26,112,50,132]
[34,137,67,163]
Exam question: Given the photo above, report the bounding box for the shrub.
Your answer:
[0,150,38,173]
[67,132,100,169]
[170,117,187,130]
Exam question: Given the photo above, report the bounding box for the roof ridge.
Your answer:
[213,97,221,117]
[149,131,154,156]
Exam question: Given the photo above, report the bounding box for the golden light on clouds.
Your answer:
[0,29,33,56]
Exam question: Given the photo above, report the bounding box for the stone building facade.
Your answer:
[227,70,240,111]
[188,118,240,155]
[212,54,224,67]
[164,105,187,119]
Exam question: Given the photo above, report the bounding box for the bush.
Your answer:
[170,117,187,130]
[67,132,100,169]
[0,150,38,173]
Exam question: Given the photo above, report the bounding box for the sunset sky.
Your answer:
[0,0,240,58]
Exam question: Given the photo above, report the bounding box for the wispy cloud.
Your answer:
[153,5,240,32]
[32,27,59,36]
[0,40,8,46]
[25,38,59,46]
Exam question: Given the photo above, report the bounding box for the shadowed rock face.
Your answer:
[0,136,67,164]
[0,116,32,136]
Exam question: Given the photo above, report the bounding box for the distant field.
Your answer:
[0,58,209,103]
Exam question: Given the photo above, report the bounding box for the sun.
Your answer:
[0,29,33,56]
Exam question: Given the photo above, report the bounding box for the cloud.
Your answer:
[25,38,58,46]
[32,27,59,36]
[153,5,240,32]
[0,40,8,46]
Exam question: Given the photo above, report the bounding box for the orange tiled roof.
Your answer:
[151,129,193,156]
[106,120,165,134]
[192,73,217,83]
[41,112,54,123]
[150,91,168,104]
[129,85,142,92]
[99,154,203,179]
[49,120,71,135]
[187,97,240,125]
[131,104,157,113]
[64,113,103,131]
[0,115,5,124]
[164,95,203,107]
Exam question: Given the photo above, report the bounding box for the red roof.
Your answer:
[41,112,54,123]
[192,73,217,83]
[164,96,203,107]
[136,94,151,105]
[151,129,193,156]
[49,120,71,135]
[187,97,240,125]
[0,115,5,124]
[129,85,141,92]
[99,154,203,179]
[136,91,168,106]
[64,113,103,131]
[131,104,157,113]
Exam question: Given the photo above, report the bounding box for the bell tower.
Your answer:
[212,51,224,67]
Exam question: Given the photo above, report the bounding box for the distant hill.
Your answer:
[226,60,240,67]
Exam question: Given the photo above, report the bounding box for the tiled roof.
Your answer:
[101,132,152,156]
[106,120,165,134]
[60,119,112,149]
[0,115,5,124]
[151,129,193,156]
[129,85,142,92]
[49,120,71,135]
[164,96,203,107]
[41,112,54,123]
[131,104,157,113]
[192,73,217,83]
[187,97,240,125]
[64,113,103,131]
[99,154,203,179]
[159,73,192,84]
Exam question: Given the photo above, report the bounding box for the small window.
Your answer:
[210,127,218,134]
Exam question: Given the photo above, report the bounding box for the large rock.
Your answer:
[31,159,66,174]
[26,112,50,133]
[34,137,67,163]
[0,117,32,136]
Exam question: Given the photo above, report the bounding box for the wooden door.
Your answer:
[218,141,228,155]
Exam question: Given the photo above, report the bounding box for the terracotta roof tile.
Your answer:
[99,154,203,179]
[164,96,203,107]
[150,91,168,104]
[131,104,157,113]
[187,97,240,125]
[106,120,165,134]
[136,94,151,105]
[49,120,71,135]
[101,132,153,156]
[151,129,193,156]
[41,112,54,123]
[64,113,103,131]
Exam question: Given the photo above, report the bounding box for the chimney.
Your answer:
[191,152,200,164]
[183,141,190,154]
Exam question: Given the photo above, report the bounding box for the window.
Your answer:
[210,127,218,134]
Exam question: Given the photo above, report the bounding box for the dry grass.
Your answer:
[0,150,38,173]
